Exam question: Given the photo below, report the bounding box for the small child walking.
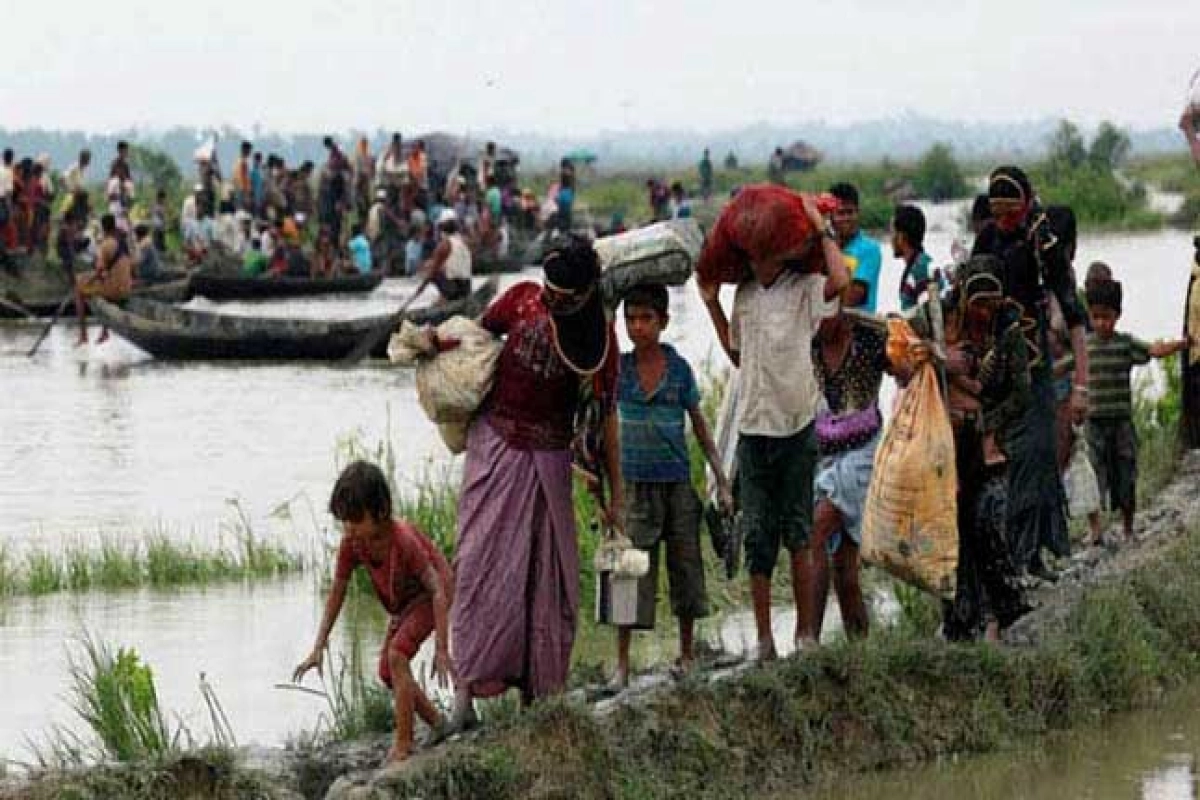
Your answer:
[611,284,732,688]
[294,461,454,764]
[1084,280,1190,544]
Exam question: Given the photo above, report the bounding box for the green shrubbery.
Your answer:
[1032,120,1162,230]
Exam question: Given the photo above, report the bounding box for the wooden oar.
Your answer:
[340,276,432,366]
[26,293,74,357]
[0,296,38,320]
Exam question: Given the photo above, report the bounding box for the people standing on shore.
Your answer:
[830,182,881,312]
[795,290,888,645]
[447,236,621,731]
[1082,279,1191,545]
[1180,105,1200,167]
[233,141,253,212]
[294,461,454,766]
[698,148,714,203]
[912,255,1032,641]
[609,284,732,688]
[699,192,850,660]
[893,204,945,310]
[972,166,1089,579]
[353,137,374,223]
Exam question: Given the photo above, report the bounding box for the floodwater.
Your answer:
[808,685,1200,800]
[1,203,1197,767]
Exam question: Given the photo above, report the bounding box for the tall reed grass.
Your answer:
[0,533,300,600]
[30,635,181,767]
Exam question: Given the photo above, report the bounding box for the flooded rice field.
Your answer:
[1,201,1197,769]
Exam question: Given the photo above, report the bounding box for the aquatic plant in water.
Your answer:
[30,635,181,766]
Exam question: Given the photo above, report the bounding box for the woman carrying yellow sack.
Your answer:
[900,255,1033,641]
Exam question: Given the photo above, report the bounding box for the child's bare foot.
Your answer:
[669,657,695,680]
[607,667,629,692]
[755,640,778,663]
[75,334,89,347]
[793,635,819,653]
[984,620,1001,643]
[96,330,110,344]
[383,743,412,766]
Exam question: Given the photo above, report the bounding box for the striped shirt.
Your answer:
[1087,332,1150,420]
[618,344,700,483]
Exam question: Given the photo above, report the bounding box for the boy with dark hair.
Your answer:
[829,182,881,312]
[893,203,945,310]
[294,460,454,764]
[612,284,732,686]
[700,193,850,660]
[1084,280,1190,544]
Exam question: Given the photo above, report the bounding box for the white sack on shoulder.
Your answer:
[389,314,501,419]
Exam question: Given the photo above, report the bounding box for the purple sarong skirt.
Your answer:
[451,416,578,700]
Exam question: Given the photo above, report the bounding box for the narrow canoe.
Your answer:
[88,277,497,362]
[1,255,190,317]
[187,272,384,301]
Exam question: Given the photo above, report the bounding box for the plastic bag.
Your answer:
[861,318,959,597]
[387,316,502,453]
[594,219,703,307]
[1064,426,1100,518]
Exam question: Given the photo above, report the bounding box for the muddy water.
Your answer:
[1,209,1196,760]
[808,685,1200,800]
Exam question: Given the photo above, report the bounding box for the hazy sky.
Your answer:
[5,0,1198,135]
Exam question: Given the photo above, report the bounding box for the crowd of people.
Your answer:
[1,133,597,294]
[294,112,1200,765]
[11,118,1199,765]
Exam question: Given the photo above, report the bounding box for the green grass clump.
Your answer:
[0,536,301,600]
[1133,355,1184,506]
[24,552,63,596]
[32,635,182,766]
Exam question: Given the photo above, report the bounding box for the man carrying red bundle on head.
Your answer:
[697,184,850,660]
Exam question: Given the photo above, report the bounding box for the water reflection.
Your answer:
[809,685,1200,800]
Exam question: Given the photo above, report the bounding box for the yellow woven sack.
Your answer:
[861,318,958,597]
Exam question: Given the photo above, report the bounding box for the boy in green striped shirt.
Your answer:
[1084,280,1190,545]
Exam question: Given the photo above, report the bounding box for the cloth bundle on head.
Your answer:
[696,184,833,285]
[543,235,609,375]
[1086,279,1123,314]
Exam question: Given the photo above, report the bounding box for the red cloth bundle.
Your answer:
[696,184,837,285]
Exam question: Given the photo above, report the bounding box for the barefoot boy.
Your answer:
[611,284,733,688]
[294,461,454,764]
[1084,280,1190,544]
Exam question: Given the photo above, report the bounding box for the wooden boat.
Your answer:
[1,254,190,317]
[88,277,497,361]
[187,271,384,301]
[0,255,73,316]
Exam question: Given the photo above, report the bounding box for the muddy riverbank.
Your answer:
[9,450,1200,800]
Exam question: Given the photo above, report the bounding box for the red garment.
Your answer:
[334,520,450,616]
[696,184,834,285]
[377,601,435,686]
[481,281,617,451]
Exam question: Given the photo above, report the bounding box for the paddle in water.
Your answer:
[340,276,432,365]
[26,294,74,357]
[0,295,38,320]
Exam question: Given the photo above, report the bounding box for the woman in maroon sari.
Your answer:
[448,236,622,730]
